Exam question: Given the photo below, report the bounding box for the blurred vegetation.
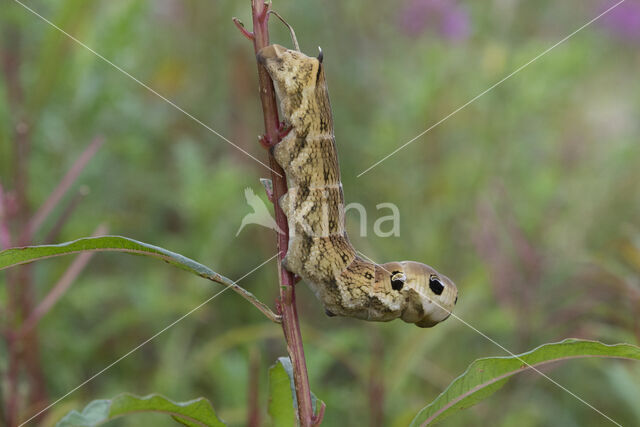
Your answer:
[1,0,639,426]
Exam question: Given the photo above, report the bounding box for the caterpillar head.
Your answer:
[256,44,326,125]
[379,261,457,328]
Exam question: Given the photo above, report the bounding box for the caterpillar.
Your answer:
[257,44,457,327]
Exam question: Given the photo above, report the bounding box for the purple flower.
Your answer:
[398,0,470,41]
[600,0,640,42]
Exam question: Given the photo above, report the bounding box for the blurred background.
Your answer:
[1,0,639,425]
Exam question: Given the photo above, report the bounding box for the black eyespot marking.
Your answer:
[390,271,406,291]
[364,272,373,280]
[429,275,444,295]
[455,296,458,304]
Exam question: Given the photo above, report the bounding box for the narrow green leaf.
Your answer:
[0,235,221,279]
[0,236,279,321]
[411,339,640,426]
[56,393,225,426]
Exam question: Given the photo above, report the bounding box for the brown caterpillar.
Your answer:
[257,44,457,327]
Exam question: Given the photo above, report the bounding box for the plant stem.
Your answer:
[240,1,317,425]
[2,22,48,425]
[368,334,385,427]
[43,185,90,244]
[247,346,261,427]
[5,335,20,427]
[17,224,108,339]
[25,136,104,241]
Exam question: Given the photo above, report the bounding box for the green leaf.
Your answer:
[56,393,225,426]
[268,357,323,427]
[411,339,640,426]
[0,236,279,321]
[268,357,297,427]
[0,235,221,279]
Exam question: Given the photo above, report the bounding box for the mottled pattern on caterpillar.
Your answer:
[257,44,457,327]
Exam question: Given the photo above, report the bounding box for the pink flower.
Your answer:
[398,0,470,41]
[600,0,640,42]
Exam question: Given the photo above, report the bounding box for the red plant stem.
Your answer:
[2,30,20,427]
[43,185,90,244]
[247,346,261,427]
[26,136,104,241]
[5,335,20,427]
[0,184,11,249]
[368,334,385,427]
[2,23,48,425]
[244,1,317,425]
[18,224,108,339]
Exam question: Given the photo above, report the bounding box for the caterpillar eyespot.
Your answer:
[429,275,445,295]
[257,44,458,328]
[391,279,404,291]
[391,271,406,291]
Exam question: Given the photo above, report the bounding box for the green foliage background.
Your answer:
[1,0,639,425]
